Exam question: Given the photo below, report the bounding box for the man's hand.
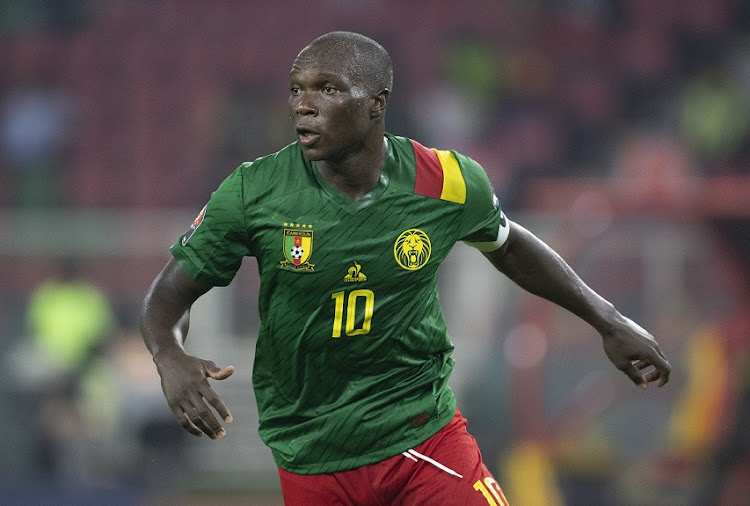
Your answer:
[600,316,671,390]
[154,349,234,438]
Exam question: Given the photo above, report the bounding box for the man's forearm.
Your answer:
[140,258,209,358]
[140,282,191,358]
[485,220,671,388]
[484,221,621,333]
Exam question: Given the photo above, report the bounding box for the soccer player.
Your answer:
[141,31,671,505]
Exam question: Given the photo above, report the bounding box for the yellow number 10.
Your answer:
[331,289,374,338]
[473,477,509,506]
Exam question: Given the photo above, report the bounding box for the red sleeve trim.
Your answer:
[411,139,444,199]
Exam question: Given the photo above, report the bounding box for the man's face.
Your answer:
[288,48,375,162]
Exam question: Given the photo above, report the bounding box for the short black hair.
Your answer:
[301,31,393,94]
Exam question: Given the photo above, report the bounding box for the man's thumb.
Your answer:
[204,361,235,380]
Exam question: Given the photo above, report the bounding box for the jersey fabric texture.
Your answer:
[170,133,506,474]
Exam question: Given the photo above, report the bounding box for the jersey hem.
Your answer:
[272,398,457,475]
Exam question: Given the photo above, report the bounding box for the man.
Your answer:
[141,31,670,505]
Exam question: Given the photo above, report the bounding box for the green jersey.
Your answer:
[171,133,507,474]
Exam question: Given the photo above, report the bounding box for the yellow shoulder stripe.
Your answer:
[433,149,466,204]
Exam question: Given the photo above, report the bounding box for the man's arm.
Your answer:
[483,219,671,389]
[141,258,235,438]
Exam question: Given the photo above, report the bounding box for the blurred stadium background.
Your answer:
[1,0,749,504]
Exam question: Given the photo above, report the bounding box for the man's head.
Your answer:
[289,32,392,162]
[297,31,393,96]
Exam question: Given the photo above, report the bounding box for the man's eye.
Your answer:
[290,86,301,95]
[323,86,336,94]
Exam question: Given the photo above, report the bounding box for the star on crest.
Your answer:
[283,221,313,229]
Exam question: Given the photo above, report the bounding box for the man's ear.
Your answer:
[370,89,389,119]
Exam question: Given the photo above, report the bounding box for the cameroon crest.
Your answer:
[280,224,315,271]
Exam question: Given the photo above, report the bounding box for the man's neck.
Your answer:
[317,136,388,200]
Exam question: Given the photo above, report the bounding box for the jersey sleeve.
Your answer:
[170,164,252,286]
[455,152,510,251]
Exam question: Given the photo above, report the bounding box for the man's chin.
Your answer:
[300,145,325,161]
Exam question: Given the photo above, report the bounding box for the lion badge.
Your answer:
[394,228,431,271]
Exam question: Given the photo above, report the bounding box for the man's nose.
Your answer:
[295,93,318,116]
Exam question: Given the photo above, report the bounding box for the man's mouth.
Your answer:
[296,127,320,147]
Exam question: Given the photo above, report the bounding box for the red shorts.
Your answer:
[278,409,510,506]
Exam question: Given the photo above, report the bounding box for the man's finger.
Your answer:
[641,363,670,387]
[619,362,647,390]
[190,399,225,439]
[643,368,662,384]
[634,360,650,370]
[201,385,233,424]
[656,362,671,386]
[649,353,672,386]
[180,400,220,438]
[176,408,204,437]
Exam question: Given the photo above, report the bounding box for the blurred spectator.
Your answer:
[5,257,183,493]
[25,258,114,373]
[667,327,732,460]
[559,61,623,174]
[9,258,114,480]
[679,67,750,173]
[692,297,750,505]
[502,440,565,506]
[55,329,188,490]
[622,290,750,505]
[615,22,678,124]
[612,129,697,211]
[0,84,76,207]
[409,35,500,152]
[209,78,284,176]
[0,0,88,35]
[674,0,734,77]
